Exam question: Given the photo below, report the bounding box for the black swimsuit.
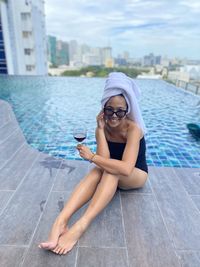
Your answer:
[107,137,148,173]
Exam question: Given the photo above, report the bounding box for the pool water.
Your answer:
[0,76,200,168]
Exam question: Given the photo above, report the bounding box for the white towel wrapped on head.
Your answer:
[101,72,147,134]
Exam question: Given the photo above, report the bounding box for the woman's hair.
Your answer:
[104,93,128,110]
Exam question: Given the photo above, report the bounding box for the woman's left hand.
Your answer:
[77,144,94,161]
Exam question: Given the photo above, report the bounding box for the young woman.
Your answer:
[39,72,148,255]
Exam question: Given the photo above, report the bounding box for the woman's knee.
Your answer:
[118,169,148,190]
[84,166,103,183]
[101,171,119,183]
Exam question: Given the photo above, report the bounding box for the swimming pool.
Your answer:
[0,76,200,168]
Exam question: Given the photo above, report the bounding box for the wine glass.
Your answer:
[73,124,87,157]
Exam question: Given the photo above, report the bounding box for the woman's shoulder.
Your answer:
[126,119,143,139]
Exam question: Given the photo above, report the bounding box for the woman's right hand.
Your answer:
[96,110,106,129]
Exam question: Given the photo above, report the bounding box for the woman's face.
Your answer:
[104,96,127,128]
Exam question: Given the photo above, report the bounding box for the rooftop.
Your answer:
[0,99,200,267]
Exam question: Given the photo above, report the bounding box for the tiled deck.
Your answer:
[0,99,200,267]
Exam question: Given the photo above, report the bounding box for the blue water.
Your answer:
[0,76,200,168]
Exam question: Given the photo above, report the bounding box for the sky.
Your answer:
[45,0,200,59]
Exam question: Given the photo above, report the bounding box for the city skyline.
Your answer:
[45,0,200,60]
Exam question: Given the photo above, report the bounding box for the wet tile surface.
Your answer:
[53,160,89,192]
[0,145,38,190]
[0,99,200,266]
[22,191,78,267]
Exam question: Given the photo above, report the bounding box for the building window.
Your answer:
[24,48,33,55]
[26,65,35,71]
[21,12,31,20]
[22,31,32,38]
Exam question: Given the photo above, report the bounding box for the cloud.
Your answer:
[45,0,200,59]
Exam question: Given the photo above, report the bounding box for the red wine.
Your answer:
[74,134,86,142]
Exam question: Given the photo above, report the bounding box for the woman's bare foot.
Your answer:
[38,219,69,250]
[52,219,89,255]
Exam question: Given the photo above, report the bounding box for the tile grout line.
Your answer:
[0,190,15,192]
[0,151,40,217]
[74,246,79,267]
[119,191,153,196]
[19,159,64,267]
[0,120,10,130]
[0,142,26,171]
[172,168,200,216]
[119,191,130,267]
[0,244,29,248]
[148,174,182,266]
[176,249,200,252]
[0,126,19,146]
[78,245,127,249]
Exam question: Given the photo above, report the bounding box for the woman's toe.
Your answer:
[52,245,60,254]
[63,248,68,255]
[59,247,66,255]
[57,246,63,254]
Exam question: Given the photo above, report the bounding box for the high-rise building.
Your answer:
[143,53,155,66]
[0,0,47,75]
[69,39,78,62]
[48,35,57,66]
[102,46,112,66]
[56,40,69,66]
[143,53,162,66]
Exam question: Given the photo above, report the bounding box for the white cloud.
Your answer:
[45,0,200,59]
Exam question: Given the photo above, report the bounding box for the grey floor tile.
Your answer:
[174,168,200,195]
[0,191,13,213]
[0,129,26,169]
[190,195,200,211]
[0,101,11,127]
[176,250,200,267]
[0,246,27,267]
[79,191,125,248]
[0,145,38,190]
[76,247,129,267]
[53,160,89,191]
[22,191,78,267]
[149,167,200,250]
[0,121,18,145]
[121,193,181,267]
[0,154,61,245]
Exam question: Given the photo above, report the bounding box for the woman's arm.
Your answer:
[92,125,141,176]
[79,124,142,176]
[95,128,110,158]
[95,111,110,158]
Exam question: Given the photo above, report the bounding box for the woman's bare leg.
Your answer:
[38,167,103,250]
[53,171,119,255]
[118,167,148,190]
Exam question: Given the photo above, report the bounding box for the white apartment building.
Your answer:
[0,0,47,75]
[180,65,200,80]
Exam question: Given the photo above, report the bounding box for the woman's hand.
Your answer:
[77,144,94,161]
[96,110,106,129]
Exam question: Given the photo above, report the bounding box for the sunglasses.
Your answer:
[104,107,128,119]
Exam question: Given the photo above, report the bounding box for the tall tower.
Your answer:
[102,46,113,67]
[0,0,47,75]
